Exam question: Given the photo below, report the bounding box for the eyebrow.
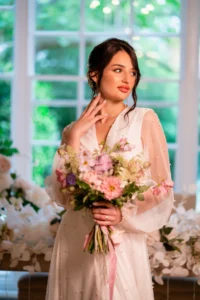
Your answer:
[111,64,136,70]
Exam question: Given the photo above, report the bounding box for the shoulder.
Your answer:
[61,122,75,144]
[128,107,160,124]
[142,108,160,124]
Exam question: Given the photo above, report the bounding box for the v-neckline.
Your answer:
[93,106,129,149]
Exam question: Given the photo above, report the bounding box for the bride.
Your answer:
[45,38,174,300]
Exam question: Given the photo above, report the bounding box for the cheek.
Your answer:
[101,73,117,86]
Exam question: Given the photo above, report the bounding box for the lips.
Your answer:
[118,86,130,93]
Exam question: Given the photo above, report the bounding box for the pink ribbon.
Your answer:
[101,226,117,300]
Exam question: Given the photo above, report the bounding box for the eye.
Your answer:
[113,68,122,73]
[131,71,137,77]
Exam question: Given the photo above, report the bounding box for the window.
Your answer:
[31,0,181,186]
[1,0,199,209]
[0,1,15,139]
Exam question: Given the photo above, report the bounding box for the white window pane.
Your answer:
[32,145,57,186]
[137,82,179,102]
[0,80,11,138]
[0,0,14,5]
[32,106,76,140]
[133,37,180,79]
[35,0,80,31]
[85,0,131,32]
[35,36,79,75]
[0,10,14,73]
[34,81,77,101]
[133,0,181,34]
[147,106,178,143]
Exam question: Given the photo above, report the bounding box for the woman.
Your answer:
[45,38,174,300]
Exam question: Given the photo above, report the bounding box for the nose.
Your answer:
[122,72,130,83]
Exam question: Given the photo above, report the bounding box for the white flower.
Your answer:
[165,228,178,240]
[44,249,53,261]
[0,173,13,193]
[9,197,23,210]
[14,178,32,190]
[0,240,13,251]
[147,230,160,246]
[194,241,200,252]
[50,222,60,237]
[170,266,189,277]
[25,186,50,208]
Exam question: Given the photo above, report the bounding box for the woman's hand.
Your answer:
[91,201,122,226]
[69,93,107,139]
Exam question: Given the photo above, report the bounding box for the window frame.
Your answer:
[10,0,200,206]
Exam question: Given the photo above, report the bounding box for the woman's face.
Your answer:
[99,50,137,102]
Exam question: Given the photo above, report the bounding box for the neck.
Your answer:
[100,101,127,118]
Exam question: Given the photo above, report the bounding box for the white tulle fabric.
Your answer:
[45,107,174,300]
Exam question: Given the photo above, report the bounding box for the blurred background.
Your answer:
[0,0,200,207]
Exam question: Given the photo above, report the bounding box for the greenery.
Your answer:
[0,0,186,186]
[0,139,19,156]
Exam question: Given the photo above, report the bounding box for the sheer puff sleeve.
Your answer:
[117,109,174,233]
[45,125,73,209]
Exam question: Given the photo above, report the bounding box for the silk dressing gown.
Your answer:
[45,107,174,300]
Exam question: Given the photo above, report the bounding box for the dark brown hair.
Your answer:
[87,38,141,115]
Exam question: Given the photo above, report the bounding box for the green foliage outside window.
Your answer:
[0,0,184,186]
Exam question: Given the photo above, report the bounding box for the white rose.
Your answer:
[0,155,11,173]
[14,178,32,190]
[194,241,200,252]
[0,173,13,193]
[26,186,50,208]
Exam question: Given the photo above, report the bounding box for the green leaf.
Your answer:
[76,179,90,190]
[10,173,17,180]
[163,226,174,235]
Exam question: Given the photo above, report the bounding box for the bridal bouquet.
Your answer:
[55,138,173,254]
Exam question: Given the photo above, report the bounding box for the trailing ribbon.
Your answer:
[101,226,117,300]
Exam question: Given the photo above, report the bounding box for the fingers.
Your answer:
[92,114,108,124]
[84,93,102,116]
[93,202,113,208]
[91,99,107,118]
[93,213,115,221]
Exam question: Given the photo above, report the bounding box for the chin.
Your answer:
[103,93,127,102]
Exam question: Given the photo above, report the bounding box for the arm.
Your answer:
[117,110,174,233]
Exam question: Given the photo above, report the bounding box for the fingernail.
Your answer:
[103,100,107,103]
[93,202,98,205]
[104,113,108,116]
[98,92,101,96]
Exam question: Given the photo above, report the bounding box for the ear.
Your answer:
[90,71,98,83]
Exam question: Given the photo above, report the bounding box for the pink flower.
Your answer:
[151,179,174,196]
[56,169,67,188]
[151,185,167,196]
[161,179,174,189]
[119,138,135,152]
[79,154,95,172]
[0,155,11,173]
[82,171,102,189]
[100,176,123,200]
[94,153,113,173]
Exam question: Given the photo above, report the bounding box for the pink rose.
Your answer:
[94,153,113,173]
[82,171,102,189]
[56,169,67,188]
[151,179,174,196]
[0,155,11,173]
[100,176,123,200]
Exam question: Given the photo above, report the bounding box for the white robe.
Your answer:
[45,107,174,300]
